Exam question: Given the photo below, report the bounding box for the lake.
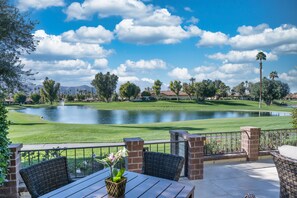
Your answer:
[16,105,291,125]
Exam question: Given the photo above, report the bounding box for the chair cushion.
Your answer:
[278,145,297,160]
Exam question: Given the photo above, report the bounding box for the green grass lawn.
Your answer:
[7,100,294,144]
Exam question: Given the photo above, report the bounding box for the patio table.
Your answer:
[39,168,195,198]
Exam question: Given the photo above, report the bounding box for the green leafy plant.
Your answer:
[96,148,128,183]
[292,108,297,128]
[0,104,11,186]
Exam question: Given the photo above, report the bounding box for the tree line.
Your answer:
[13,69,288,106]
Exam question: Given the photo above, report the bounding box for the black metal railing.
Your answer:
[260,128,297,151]
[197,131,243,156]
[20,144,126,179]
[143,140,188,177]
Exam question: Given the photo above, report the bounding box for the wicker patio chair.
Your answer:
[142,151,184,181]
[20,157,72,198]
[271,152,297,198]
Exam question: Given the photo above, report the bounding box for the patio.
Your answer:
[20,158,279,198]
[8,127,295,198]
[180,158,279,198]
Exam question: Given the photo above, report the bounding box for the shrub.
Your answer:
[66,95,75,102]
[0,104,10,186]
[292,108,297,128]
[31,93,41,104]
[14,92,26,104]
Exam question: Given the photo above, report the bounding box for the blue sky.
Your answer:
[14,0,297,92]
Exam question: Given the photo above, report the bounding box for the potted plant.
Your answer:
[96,148,128,197]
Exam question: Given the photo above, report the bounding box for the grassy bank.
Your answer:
[8,109,293,144]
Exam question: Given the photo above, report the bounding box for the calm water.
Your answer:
[16,106,290,125]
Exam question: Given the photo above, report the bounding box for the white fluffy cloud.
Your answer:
[117,76,155,87]
[115,19,199,44]
[65,0,201,45]
[186,16,199,24]
[219,63,257,74]
[33,30,111,59]
[237,24,269,36]
[168,67,191,80]
[134,9,182,26]
[118,76,140,83]
[195,24,297,54]
[112,64,129,77]
[208,50,278,63]
[61,26,114,44]
[197,31,228,46]
[229,24,297,51]
[194,71,234,82]
[272,44,297,54]
[141,78,154,84]
[65,0,151,20]
[279,67,297,92]
[194,66,216,73]
[193,63,259,88]
[17,0,64,11]
[22,58,101,86]
[124,59,166,69]
[112,59,167,77]
[93,59,108,69]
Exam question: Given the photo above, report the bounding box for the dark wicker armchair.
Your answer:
[271,152,297,198]
[20,157,72,198]
[142,152,184,181]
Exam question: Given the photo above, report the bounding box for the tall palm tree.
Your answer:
[189,77,196,85]
[256,51,266,108]
[269,71,278,80]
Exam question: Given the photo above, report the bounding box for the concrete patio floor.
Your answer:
[180,158,279,198]
[20,158,279,198]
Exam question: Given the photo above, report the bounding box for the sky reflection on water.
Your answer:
[16,106,290,125]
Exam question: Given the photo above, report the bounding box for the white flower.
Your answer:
[118,147,128,157]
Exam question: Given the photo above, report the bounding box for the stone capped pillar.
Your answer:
[187,134,205,180]
[241,126,260,161]
[124,138,144,173]
[0,144,23,198]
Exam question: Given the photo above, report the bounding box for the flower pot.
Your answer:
[105,177,127,197]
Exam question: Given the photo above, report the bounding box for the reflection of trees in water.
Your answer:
[17,107,287,124]
[127,111,139,124]
[96,110,113,124]
[172,111,183,121]
[41,107,59,122]
[154,112,162,123]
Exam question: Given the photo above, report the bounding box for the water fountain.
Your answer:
[59,100,65,106]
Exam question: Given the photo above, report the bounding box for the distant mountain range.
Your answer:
[30,85,95,95]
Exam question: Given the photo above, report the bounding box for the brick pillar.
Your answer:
[187,134,205,180]
[124,138,144,173]
[169,130,188,155]
[241,126,260,161]
[0,144,23,198]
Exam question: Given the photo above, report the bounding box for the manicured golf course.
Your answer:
[7,100,294,144]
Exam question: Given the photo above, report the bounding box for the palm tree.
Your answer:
[189,77,196,85]
[256,51,266,108]
[269,71,278,80]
